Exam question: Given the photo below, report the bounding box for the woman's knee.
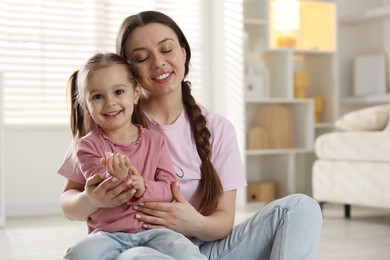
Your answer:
[283,193,323,235]
[291,194,322,221]
[259,193,322,228]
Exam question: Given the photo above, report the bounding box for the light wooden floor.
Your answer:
[1,204,390,260]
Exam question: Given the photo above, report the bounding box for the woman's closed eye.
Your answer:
[161,48,172,54]
[136,57,148,63]
[132,48,173,63]
[132,53,148,63]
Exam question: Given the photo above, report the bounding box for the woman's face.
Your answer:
[124,23,186,97]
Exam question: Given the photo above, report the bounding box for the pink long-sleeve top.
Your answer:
[75,125,176,234]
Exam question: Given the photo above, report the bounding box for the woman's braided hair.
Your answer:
[116,11,223,215]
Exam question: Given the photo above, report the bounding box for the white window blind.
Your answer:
[0,0,208,125]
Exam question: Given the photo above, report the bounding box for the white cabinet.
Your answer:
[243,0,337,202]
[0,72,4,226]
[336,0,390,115]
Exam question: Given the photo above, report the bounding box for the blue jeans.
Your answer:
[63,228,206,260]
[116,194,322,260]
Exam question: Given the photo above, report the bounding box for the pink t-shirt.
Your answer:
[145,107,247,209]
[58,107,247,211]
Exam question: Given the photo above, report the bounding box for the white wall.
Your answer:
[4,126,72,216]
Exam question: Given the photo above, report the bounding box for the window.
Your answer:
[0,0,208,125]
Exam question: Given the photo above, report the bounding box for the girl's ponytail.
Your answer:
[67,70,89,141]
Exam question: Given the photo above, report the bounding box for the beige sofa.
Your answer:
[312,104,390,217]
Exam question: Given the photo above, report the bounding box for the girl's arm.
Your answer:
[60,175,136,221]
[135,182,236,241]
[138,137,177,203]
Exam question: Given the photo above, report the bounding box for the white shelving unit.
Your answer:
[336,0,390,115]
[243,0,337,203]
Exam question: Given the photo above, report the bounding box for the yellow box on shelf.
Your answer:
[270,0,337,52]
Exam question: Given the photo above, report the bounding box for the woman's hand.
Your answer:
[61,175,136,221]
[134,182,204,237]
[134,182,237,241]
[85,174,136,209]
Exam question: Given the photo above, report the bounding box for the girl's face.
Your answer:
[124,23,186,97]
[84,64,140,132]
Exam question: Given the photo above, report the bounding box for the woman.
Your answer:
[59,10,322,259]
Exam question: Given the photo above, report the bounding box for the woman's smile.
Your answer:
[153,71,173,83]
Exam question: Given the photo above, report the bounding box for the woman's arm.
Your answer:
[191,189,236,241]
[135,182,236,241]
[60,175,136,221]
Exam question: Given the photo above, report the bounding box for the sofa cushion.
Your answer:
[335,104,390,131]
[315,131,390,162]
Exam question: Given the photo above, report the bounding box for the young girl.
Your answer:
[63,52,206,260]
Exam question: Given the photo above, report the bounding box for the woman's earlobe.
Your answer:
[182,48,187,59]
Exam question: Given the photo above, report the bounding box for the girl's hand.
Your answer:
[85,174,136,208]
[135,182,204,237]
[129,166,145,198]
[101,153,130,180]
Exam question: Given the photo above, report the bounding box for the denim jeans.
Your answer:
[116,193,322,260]
[63,228,206,260]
